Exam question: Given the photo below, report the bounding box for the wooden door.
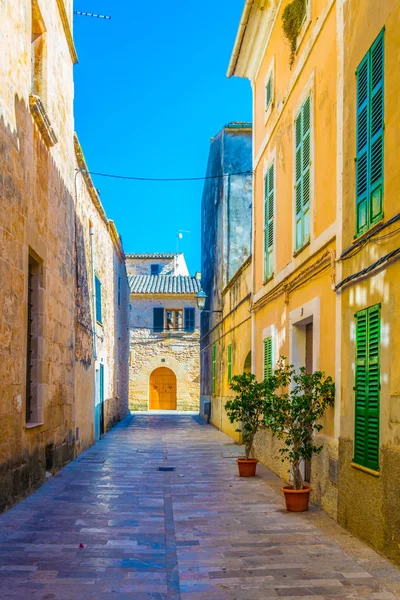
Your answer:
[149,367,177,410]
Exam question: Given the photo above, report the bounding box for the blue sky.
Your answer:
[73,0,251,274]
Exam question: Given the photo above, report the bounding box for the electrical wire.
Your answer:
[76,168,253,182]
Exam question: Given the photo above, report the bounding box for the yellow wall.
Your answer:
[207,260,252,442]
[338,0,400,564]
[248,0,339,517]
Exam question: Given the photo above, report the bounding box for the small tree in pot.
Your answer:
[267,358,335,510]
[225,372,276,477]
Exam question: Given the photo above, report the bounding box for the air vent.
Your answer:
[158,466,175,472]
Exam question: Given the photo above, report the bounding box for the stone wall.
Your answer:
[0,0,77,511]
[0,0,129,512]
[129,295,200,411]
[74,141,130,439]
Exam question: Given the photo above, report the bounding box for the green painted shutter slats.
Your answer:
[153,307,164,332]
[354,304,381,471]
[95,276,102,324]
[266,74,272,109]
[227,344,232,382]
[212,344,217,395]
[356,30,384,235]
[184,307,195,332]
[263,337,273,379]
[264,162,275,279]
[295,96,311,249]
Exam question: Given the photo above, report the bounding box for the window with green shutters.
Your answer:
[212,344,217,395]
[354,304,381,471]
[294,95,311,250]
[264,162,275,280]
[355,30,384,236]
[266,73,272,110]
[95,276,102,324]
[227,344,232,382]
[263,337,273,379]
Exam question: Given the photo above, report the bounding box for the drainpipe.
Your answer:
[89,222,97,360]
[219,359,223,431]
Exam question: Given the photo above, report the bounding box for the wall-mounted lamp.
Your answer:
[196,291,222,313]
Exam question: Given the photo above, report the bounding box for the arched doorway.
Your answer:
[149,367,177,410]
[243,351,252,373]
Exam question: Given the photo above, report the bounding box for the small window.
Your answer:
[354,304,381,471]
[266,73,273,110]
[26,254,42,424]
[355,30,384,236]
[117,276,121,307]
[165,309,183,331]
[151,264,161,275]
[212,344,217,395]
[263,337,273,379]
[294,95,311,250]
[227,344,232,382]
[95,276,102,324]
[264,161,275,280]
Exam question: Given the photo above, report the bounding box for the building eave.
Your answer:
[227,0,279,81]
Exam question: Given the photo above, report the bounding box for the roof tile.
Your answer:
[129,275,201,295]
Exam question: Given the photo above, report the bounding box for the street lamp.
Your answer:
[196,291,222,313]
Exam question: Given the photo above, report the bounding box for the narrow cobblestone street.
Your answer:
[0,415,399,600]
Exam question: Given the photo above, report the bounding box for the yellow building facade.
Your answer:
[226,0,400,562]
[337,0,400,565]
[228,0,340,517]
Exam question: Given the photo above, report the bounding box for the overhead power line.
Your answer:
[74,11,111,19]
[76,168,253,182]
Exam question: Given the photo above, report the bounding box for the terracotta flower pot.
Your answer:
[282,485,312,512]
[237,458,258,477]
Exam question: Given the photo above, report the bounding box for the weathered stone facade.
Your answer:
[0,0,129,511]
[127,255,201,412]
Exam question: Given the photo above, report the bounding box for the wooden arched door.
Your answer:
[149,367,177,410]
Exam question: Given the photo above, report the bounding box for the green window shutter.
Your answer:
[153,307,164,332]
[227,344,232,382]
[295,96,311,250]
[264,162,275,279]
[212,344,217,395]
[354,304,380,470]
[95,276,102,324]
[356,30,384,236]
[266,74,272,109]
[263,337,273,379]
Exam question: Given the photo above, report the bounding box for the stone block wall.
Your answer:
[129,295,200,411]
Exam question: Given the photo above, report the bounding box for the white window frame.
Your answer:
[264,57,275,125]
[292,71,315,255]
[262,146,277,282]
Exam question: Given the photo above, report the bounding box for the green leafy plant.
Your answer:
[282,0,307,68]
[267,357,335,490]
[225,372,276,459]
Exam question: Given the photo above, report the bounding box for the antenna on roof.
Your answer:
[74,11,112,19]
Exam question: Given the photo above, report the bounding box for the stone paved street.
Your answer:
[0,414,399,600]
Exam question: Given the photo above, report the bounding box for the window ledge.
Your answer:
[25,422,44,430]
[263,274,274,286]
[29,94,58,147]
[293,239,310,258]
[353,217,385,242]
[351,462,380,477]
[264,102,274,126]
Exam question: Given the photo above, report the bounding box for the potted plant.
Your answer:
[267,358,335,511]
[225,373,275,477]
